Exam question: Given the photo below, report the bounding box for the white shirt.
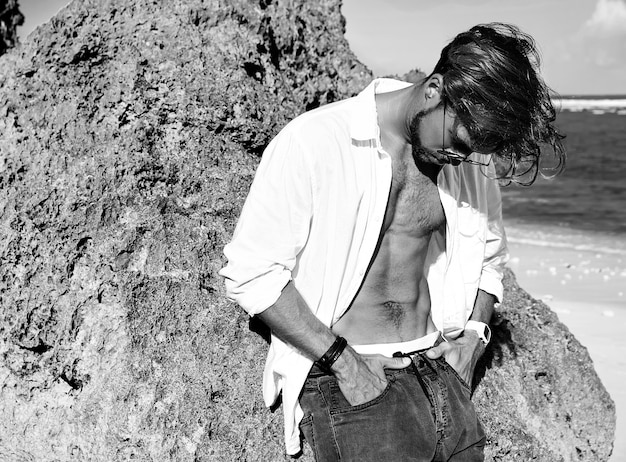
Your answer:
[219,79,509,455]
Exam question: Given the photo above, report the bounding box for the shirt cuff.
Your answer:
[478,273,504,303]
[223,270,292,316]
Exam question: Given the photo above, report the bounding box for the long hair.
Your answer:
[432,23,565,185]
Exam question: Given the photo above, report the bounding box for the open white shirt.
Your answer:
[220,79,509,455]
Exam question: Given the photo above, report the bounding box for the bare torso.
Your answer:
[332,143,445,344]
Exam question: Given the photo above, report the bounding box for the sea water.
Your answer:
[501,98,626,461]
[501,97,626,257]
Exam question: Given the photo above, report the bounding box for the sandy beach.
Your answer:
[507,236,626,461]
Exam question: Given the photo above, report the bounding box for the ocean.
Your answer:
[500,96,626,257]
[500,98,626,462]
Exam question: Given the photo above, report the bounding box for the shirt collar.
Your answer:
[349,78,414,147]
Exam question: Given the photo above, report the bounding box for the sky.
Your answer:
[16,0,68,38]
[342,0,626,96]
[16,0,626,96]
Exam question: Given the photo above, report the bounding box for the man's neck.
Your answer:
[375,84,425,158]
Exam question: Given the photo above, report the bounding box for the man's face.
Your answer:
[408,105,476,167]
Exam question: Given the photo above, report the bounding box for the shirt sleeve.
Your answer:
[219,126,314,316]
[478,169,510,302]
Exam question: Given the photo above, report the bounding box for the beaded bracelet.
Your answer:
[317,336,348,373]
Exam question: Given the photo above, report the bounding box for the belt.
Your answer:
[351,331,445,358]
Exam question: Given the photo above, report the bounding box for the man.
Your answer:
[220,23,564,461]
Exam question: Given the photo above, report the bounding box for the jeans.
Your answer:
[298,354,485,461]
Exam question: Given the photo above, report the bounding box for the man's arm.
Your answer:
[426,289,495,385]
[449,289,496,384]
[222,126,409,405]
[426,167,506,385]
[468,288,496,325]
[257,281,410,406]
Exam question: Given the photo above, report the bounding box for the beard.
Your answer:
[408,110,437,166]
[407,108,449,179]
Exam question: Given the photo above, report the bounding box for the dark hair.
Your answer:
[432,23,565,185]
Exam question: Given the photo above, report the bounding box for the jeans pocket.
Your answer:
[327,375,395,415]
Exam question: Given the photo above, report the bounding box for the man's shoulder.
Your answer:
[288,96,357,134]
[262,95,368,170]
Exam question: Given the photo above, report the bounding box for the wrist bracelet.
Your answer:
[317,336,348,373]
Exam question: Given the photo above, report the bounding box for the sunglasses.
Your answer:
[436,102,492,167]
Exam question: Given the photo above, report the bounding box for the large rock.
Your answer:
[477,268,614,461]
[0,0,614,460]
[0,0,24,56]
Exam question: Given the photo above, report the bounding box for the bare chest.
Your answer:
[383,159,445,236]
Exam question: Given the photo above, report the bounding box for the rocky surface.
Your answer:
[0,0,614,461]
[0,0,24,56]
[476,269,615,461]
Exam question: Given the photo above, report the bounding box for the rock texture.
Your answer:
[0,0,24,56]
[476,269,615,461]
[0,0,614,461]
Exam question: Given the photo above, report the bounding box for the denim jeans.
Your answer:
[298,354,485,461]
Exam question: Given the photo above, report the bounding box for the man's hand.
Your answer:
[425,332,485,386]
[331,348,411,406]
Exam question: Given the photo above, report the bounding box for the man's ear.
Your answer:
[424,74,443,107]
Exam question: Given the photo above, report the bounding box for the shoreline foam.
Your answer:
[553,97,626,115]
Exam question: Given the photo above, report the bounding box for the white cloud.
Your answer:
[583,0,626,35]
[568,0,626,69]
